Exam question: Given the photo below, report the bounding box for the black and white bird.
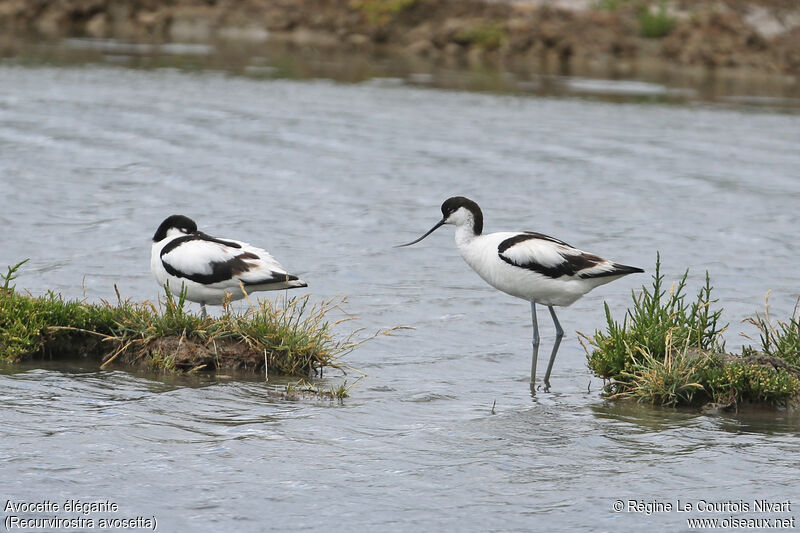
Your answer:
[397,196,643,389]
[151,215,307,317]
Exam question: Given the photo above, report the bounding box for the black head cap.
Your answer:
[152,215,197,242]
[441,196,483,235]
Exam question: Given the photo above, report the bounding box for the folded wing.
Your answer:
[160,236,299,286]
[498,232,637,279]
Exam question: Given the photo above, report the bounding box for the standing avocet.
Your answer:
[151,215,307,317]
[397,196,643,388]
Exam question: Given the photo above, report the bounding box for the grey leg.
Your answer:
[200,302,208,319]
[530,301,539,384]
[543,305,564,388]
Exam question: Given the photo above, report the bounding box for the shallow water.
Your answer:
[0,63,799,531]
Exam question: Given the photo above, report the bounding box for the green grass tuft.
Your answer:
[454,23,508,50]
[282,377,360,401]
[638,2,676,38]
[585,253,726,382]
[744,295,800,367]
[593,0,632,12]
[350,0,420,26]
[702,360,800,406]
[614,350,712,406]
[0,260,371,377]
[583,255,800,407]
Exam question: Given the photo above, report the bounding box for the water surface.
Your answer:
[0,64,798,531]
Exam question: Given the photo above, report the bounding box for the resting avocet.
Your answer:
[151,215,307,317]
[397,196,643,388]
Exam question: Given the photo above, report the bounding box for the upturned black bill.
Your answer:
[395,219,445,247]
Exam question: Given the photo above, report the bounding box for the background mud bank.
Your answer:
[1,0,799,82]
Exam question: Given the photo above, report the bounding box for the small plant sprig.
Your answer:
[282,377,362,400]
[638,2,676,38]
[454,23,508,50]
[350,0,420,26]
[743,293,800,367]
[1,259,29,293]
[593,0,631,12]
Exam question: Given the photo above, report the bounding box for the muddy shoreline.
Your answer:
[1,0,798,89]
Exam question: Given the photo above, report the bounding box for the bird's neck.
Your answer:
[454,222,478,249]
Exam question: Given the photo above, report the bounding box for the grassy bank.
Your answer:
[0,260,364,380]
[582,255,800,408]
[1,0,798,80]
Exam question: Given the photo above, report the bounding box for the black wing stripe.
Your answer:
[499,253,601,278]
[243,273,301,286]
[497,232,573,252]
[160,233,242,257]
[162,253,256,285]
[579,263,644,279]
